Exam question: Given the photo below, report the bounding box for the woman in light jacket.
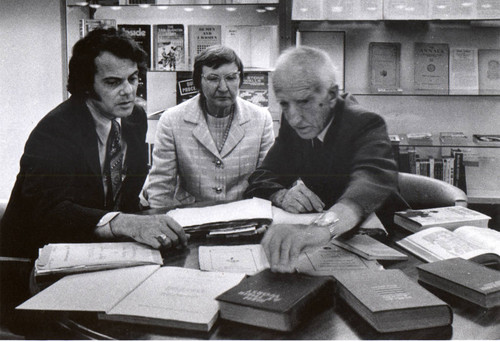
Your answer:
[143,45,275,207]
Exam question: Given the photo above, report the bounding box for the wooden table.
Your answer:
[29,227,499,340]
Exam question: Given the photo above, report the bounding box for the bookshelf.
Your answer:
[63,0,500,212]
[289,0,500,210]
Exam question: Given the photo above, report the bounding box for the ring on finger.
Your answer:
[155,234,169,246]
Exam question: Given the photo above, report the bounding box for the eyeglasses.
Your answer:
[201,71,240,86]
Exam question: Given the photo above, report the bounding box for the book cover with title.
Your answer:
[188,25,221,67]
[414,42,449,94]
[154,24,185,71]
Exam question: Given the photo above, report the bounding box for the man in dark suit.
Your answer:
[245,46,408,272]
[1,28,187,259]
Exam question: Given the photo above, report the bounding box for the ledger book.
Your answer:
[417,258,500,308]
[18,266,246,332]
[216,269,334,332]
[334,269,452,333]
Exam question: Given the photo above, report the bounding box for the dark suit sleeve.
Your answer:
[16,117,109,246]
[338,112,399,216]
[244,119,299,200]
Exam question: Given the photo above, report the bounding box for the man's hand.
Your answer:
[110,214,188,250]
[261,224,331,273]
[271,182,324,213]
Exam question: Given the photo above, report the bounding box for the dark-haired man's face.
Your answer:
[88,51,139,119]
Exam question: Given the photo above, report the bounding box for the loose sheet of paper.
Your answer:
[199,244,270,275]
[166,198,272,227]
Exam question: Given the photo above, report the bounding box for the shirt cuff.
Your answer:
[96,212,120,227]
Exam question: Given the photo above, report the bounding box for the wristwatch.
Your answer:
[312,211,340,238]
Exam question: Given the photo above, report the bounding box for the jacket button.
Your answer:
[215,159,223,167]
[215,187,222,194]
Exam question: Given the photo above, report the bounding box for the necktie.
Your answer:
[105,119,123,208]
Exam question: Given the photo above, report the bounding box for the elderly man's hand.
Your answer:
[110,213,189,250]
[272,182,325,214]
[261,224,331,273]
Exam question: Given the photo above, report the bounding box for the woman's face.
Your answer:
[200,62,240,114]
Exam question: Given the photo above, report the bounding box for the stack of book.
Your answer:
[394,206,491,233]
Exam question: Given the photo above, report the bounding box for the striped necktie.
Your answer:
[105,119,123,208]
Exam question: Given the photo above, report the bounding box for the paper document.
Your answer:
[199,244,270,275]
[35,242,163,276]
[166,198,273,228]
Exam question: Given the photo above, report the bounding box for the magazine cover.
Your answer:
[414,42,449,94]
[79,19,116,38]
[188,25,221,67]
[118,24,151,68]
[154,24,185,71]
[239,71,269,107]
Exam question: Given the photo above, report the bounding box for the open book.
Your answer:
[34,242,163,277]
[396,226,500,264]
[18,266,246,332]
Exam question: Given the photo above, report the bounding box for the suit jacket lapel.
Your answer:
[185,99,221,157]
[220,100,249,158]
[76,100,103,179]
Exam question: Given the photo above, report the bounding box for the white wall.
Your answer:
[0,0,64,200]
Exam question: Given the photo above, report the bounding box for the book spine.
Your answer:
[408,149,417,174]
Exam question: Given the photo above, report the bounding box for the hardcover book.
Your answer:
[394,206,490,232]
[417,257,500,308]
[368,42,401,93]
[19,266,246,332]
[331,234,408,261]
[478,49,500,95]
[154,24,185,71]
[334,269,452,333]
[414,42,449,94]
[188,25,221,67]
[396,225,500,264]
[216,269,334,332]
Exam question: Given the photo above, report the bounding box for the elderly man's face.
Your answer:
[274,73,336,140]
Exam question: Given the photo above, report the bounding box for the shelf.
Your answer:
[394,134,500,148]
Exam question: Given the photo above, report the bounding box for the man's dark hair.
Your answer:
[192,45,244,90]
[67,27,148,97]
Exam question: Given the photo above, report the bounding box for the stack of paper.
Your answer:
[35,242,163,277]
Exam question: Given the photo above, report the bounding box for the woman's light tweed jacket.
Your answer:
[144,94,275,207]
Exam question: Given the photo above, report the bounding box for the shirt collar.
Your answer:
[86,100,122,144]
[316,116,334,143]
